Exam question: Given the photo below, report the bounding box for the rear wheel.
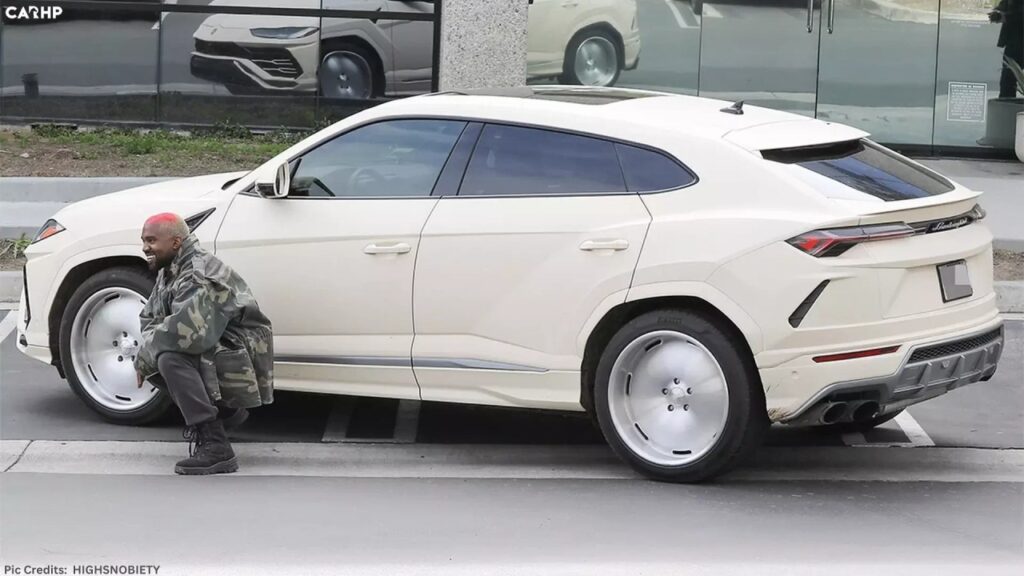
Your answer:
[59,266,171,425]
[594,309,766,482]
[561,29,621,87]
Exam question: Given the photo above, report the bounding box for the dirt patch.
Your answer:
[995,249,1024,282]
[0,125,300,177]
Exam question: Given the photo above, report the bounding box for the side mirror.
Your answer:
[255,162,291,199]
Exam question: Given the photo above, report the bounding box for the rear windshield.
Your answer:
[761,139,954,201]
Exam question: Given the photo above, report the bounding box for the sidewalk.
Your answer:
[918,159,1024,252]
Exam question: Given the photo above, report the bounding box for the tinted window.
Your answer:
[762,139,954,201]
[616,144,696,192]
[289,120,466,198]
[459,125,626,196]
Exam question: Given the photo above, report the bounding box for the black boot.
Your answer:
[175,419,238,475]
[217,406,250,431]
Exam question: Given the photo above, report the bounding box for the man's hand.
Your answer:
[990,10,1004,23]
[137,372,145,389]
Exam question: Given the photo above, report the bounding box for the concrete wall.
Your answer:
[438,0,529,91]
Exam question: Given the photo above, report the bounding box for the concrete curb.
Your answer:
[5,441,1023,482]
[995,280,1024,313]
[0,177,171,202]
[0,271,21,302]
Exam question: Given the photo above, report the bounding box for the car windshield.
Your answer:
[761,139,955,202]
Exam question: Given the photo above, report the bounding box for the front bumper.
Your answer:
[780,323,1004,425]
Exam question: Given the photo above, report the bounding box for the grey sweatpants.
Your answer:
[152,352,218,426]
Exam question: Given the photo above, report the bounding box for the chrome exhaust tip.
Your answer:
[821,402,848,425]
[852,401,881,423]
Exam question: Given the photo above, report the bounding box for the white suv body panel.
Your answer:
[16,89,1003,423]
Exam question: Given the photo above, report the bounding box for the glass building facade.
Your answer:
[0,0,439,129]
[1,0,1021,156]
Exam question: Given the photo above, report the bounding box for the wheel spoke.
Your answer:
[70,286,155,411]
[607,330,730,467]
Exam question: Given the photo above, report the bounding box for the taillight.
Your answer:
[787,223,915,257]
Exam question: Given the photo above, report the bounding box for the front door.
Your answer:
[215,119,467,400]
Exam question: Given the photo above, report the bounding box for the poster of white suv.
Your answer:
[16,87,1003,482]
[190,0,641,98]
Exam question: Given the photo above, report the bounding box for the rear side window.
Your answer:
[459,124,627,196]
[761,139,954,201]
[615,144,696,192]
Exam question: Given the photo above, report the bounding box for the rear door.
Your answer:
[411,123,652,410]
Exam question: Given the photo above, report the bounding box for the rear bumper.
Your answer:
[770,318,1004,424]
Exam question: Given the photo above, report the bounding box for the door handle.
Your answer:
[807,0,814,33]
[827,0,836,34]
[579,239,629,252]
[364,242,411,255]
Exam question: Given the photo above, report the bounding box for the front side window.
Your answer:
[459,124,627,197]
[289,119,466,198]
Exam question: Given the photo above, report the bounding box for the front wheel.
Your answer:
[318,44,379,100]
[59,266,172,425]
[594,309,766,482]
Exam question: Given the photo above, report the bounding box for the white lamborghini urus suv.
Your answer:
[16,87,1003,482]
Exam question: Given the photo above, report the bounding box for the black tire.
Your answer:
[59,266,172,425]
[817,409,903,434]
[317,41,384,100]
[594,309,767,483]
[560,28,622,87]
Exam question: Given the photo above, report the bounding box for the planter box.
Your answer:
[981,98,1024,150]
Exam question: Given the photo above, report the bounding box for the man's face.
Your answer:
[141,223,183,272]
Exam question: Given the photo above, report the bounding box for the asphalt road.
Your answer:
[1,310,1023,573]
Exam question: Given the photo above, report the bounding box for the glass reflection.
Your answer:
[159,0,318,128]
[0,2,159,121]
[525,0,690,92]
[934,0,1022,149]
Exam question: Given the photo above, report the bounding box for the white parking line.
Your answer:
[0,311,16,344]
[894,411,936,447]
[662,0,694,29]
[702,3,723,18]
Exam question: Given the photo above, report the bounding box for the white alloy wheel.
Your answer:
[606,330,729,466]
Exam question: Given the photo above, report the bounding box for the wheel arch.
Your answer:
[48,256,149,376]
[579,292,764,415]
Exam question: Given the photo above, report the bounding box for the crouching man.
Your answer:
[134,212,274,475]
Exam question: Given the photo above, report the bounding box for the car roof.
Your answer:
[367,86,849,147]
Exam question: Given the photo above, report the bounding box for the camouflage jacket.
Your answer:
[134,235,274,409]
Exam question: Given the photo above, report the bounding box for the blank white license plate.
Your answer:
[937,260,972,303]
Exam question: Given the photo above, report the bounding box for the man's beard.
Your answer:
[148,253,175,272]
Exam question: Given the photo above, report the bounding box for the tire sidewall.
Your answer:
[594,310,762,482]
[59,267,170,425]
[562,29,622,87]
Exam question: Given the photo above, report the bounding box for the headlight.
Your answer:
[32,219,65,244]
[250,26,318,39]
